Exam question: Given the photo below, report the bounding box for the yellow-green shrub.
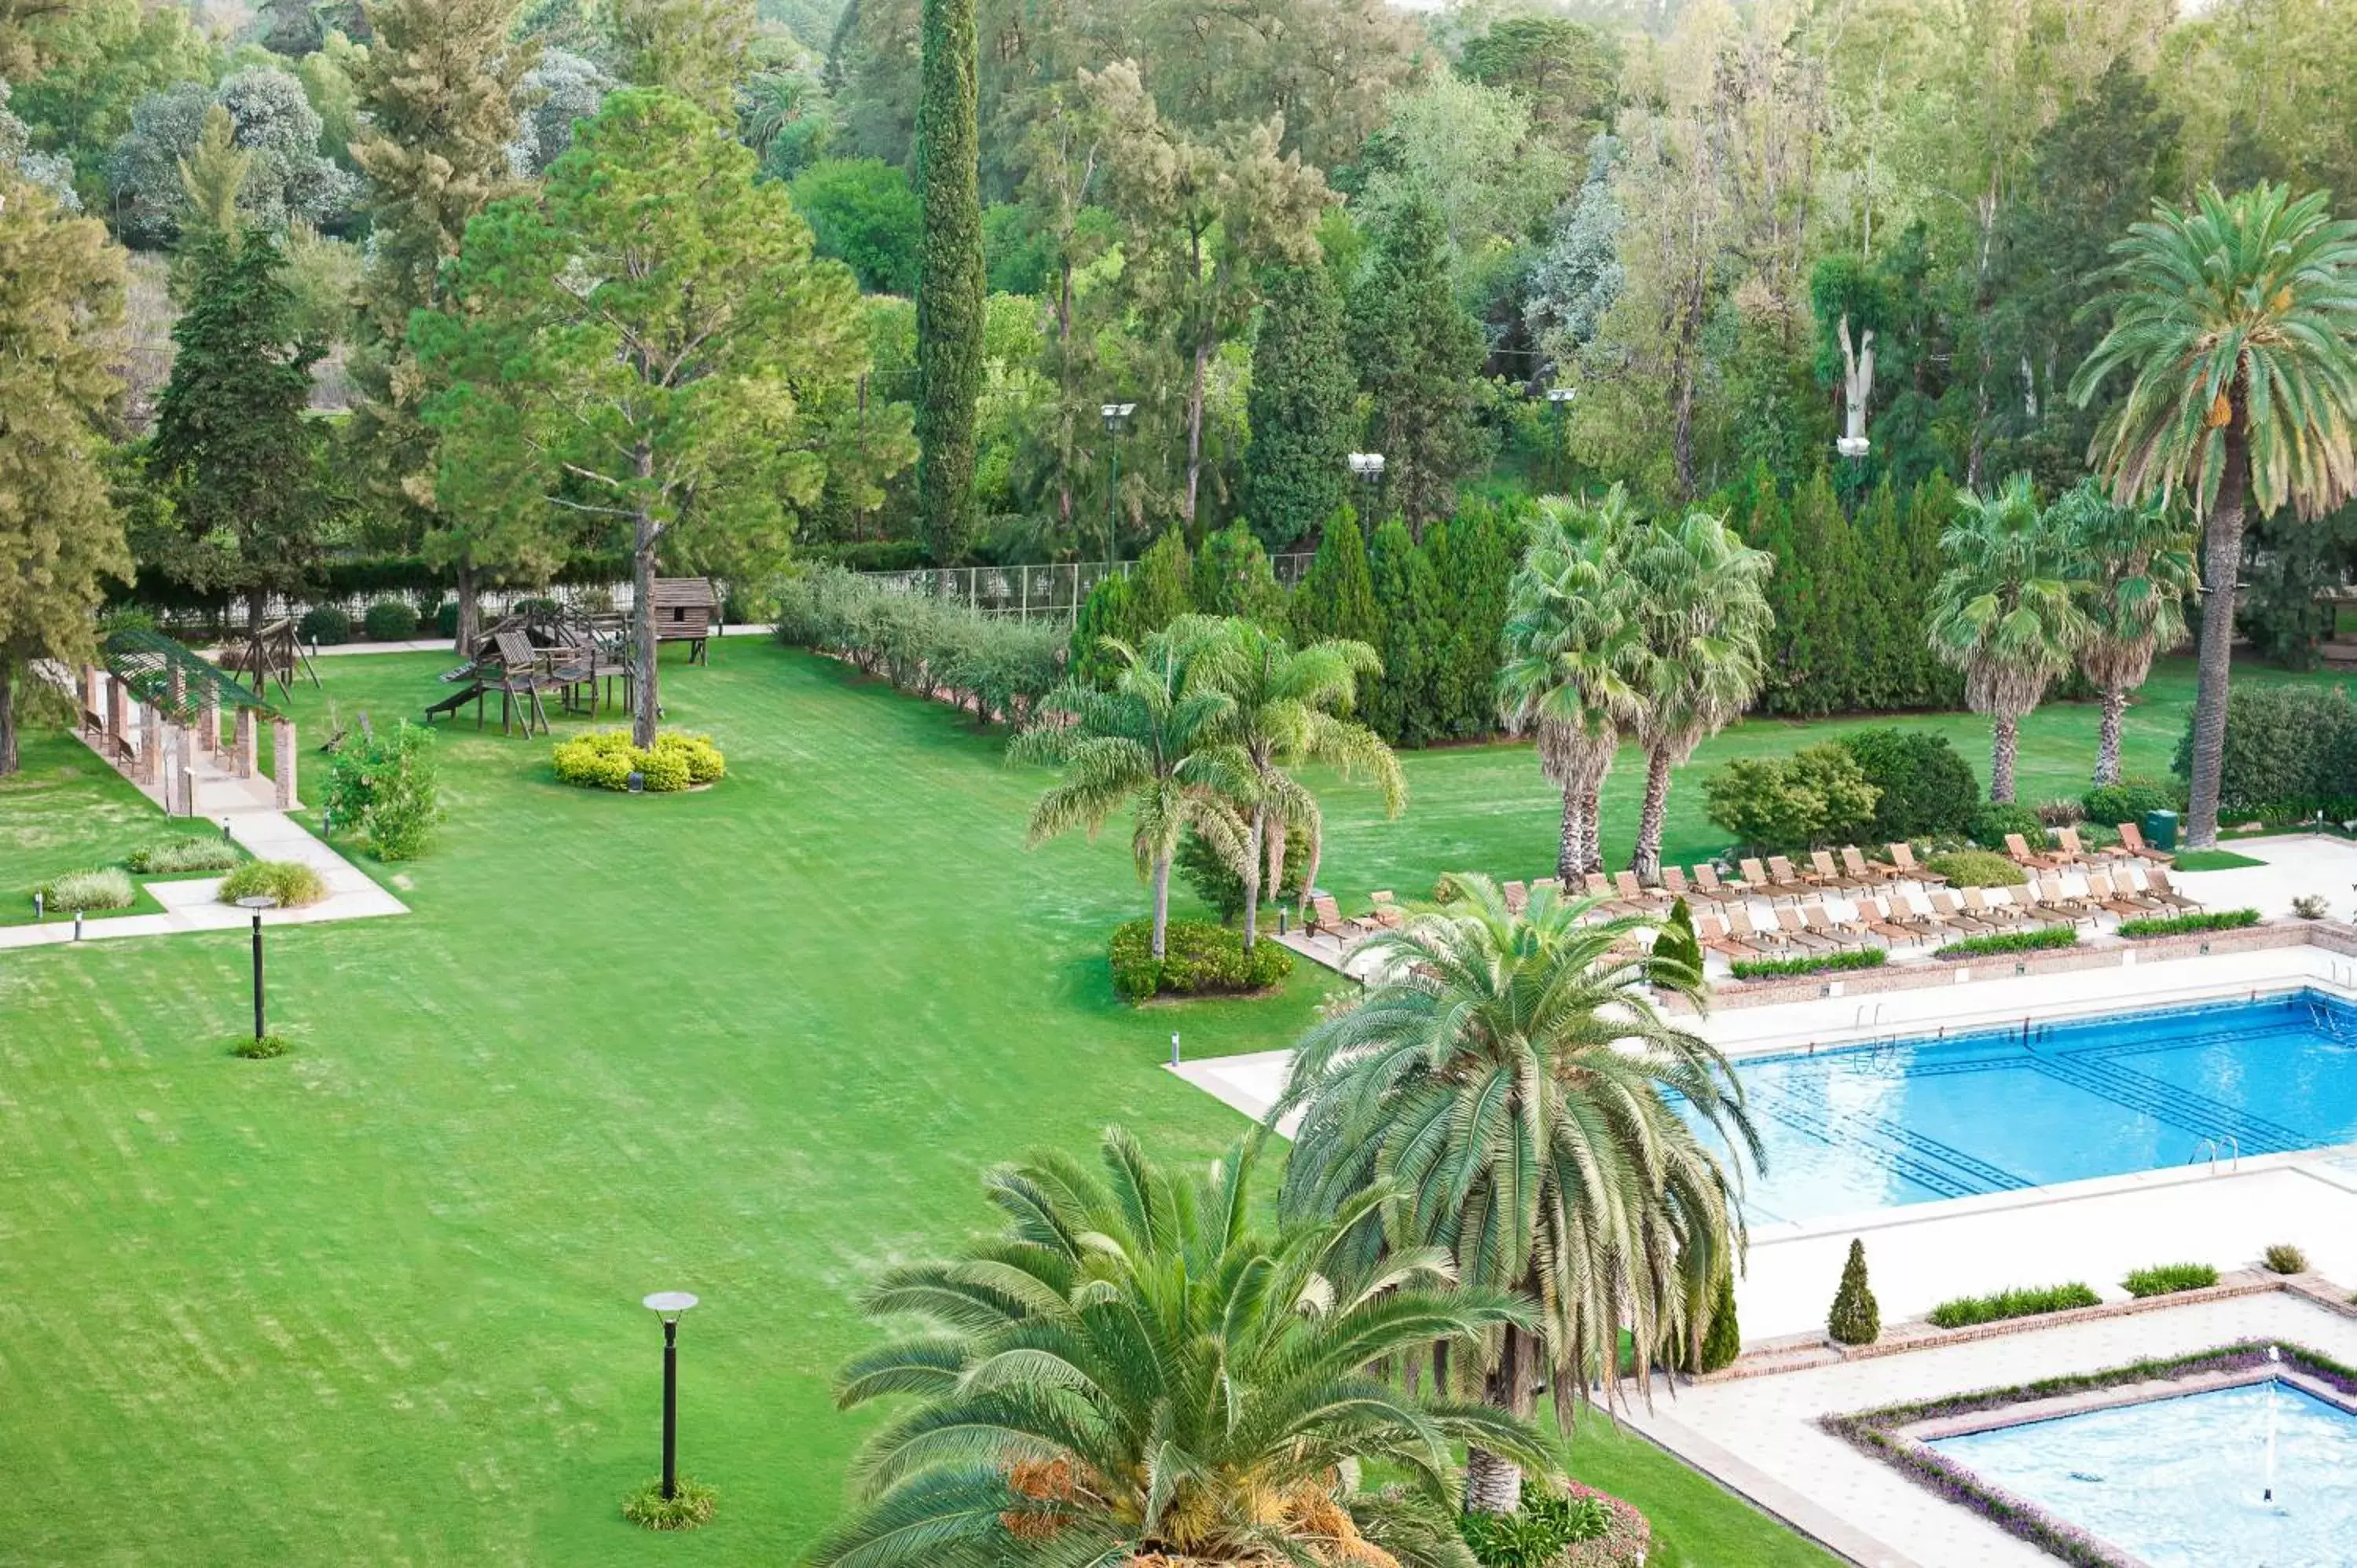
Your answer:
[552,731,726,793]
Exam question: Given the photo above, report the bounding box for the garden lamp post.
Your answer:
[1545,387,1574,491]
[642,1291,698,1500]
[1099,402,1136,565]
[1347,452,1385,518]
[235,894,277,1042]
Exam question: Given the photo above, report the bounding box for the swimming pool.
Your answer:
[1718,991,2357,1224]
[1928,1379,2357,1567]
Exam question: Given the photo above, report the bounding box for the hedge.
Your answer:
[1932,926,2077,960]
[1967,801,2047,850]
[1925,1283,2100,1329]
[2176,681,2357,820]
[1728,947,1886,980]
[1923,848,2026,887]
[1109,918,1292,1002]
[2122,1262,2218,1298]
[775,566,1065,725]
[2116,909,2261,939]
[218,859,327,908]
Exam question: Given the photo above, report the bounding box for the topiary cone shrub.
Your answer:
[1654,896,1704,980]
[1692,1269,1740,1373]
[1827,1238,1880,1346]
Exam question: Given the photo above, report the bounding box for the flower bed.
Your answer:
[1728,947,1886,980]
[2122,1262,2217,1298]
[1932,925,2078,960]
[1823,1342,2357,1568]
[2116,909,2260,939]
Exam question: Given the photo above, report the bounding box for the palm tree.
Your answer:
[1013,628,1247,959]
[1173,615,1406,951]
[1275,877,1757,1517]
[810,1126,1549,1568]
[1926,475,2091,804]
[1497,489,1643,881]
[2051,481,2197,787]
[2070,182,2357,846]
[1622,508,1773,882]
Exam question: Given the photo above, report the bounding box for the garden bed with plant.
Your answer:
[552,730,728,793]
[1459,1482,1649,1568]
[1924,1283,2102,1329]
[1933,926,2078,960]
[20,833,250,925]
[1109,918,1293,1002]
[2115,909,2260,939]
[1728,947,1886,981]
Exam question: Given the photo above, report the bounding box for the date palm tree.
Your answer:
[1013,627,1247,959]
[2070,182,2357,845]
[1497,489,1642,881]
[1173,615,1406,951]
[810,1126,1549,1568]
[1275,876,1756,1518]
[2051,481,2197,787]
[1622,507,1772,882]
[1927,475,2091,804]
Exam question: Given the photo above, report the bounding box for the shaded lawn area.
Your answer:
[18,639,2309,1567]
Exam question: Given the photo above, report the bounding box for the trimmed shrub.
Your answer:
[297,603,351,645]
[35,866,136,910]
[2122,1262,2218,1298]
[218,859,328,908]
[1839,728,1979,841]
[1108,918,1292,1002]
[775,566,1065,723]
[1933,927,2077,960]
[126,837,241,874]
[1728,947,1887,981]
[1966,801,2047,850]
[1460,1484,1647,1568]
[1923,849,2026,888]
[2177,680,2357,819]
[552,731,726,793]
[1925,1283,2100,1329]
[361,599,420,640]
[324,720,441,860]
[1693,1269,1740,1374]
[2264,1244,2309,1275]
[2116,909,2261,939]
[1703,743,1880,852]
[1652,896,1703,980]
[2083,779,2179,829]
[1827,1238,1880,1346]
[434,600,460,639]
[1175,825,1307,922]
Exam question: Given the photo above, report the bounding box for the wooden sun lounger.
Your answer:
[1724,904,1787,950]
[1807,849,1866,891]
[1772,906,1841,951]
[2054,826,2122,866]
[2031,874,2099,925]
[1501,879,1530,915]
[2005,832,2063,871]
[1615,870,1670,910]
[1366,890,1406,930]
[1802,903,1875,947]
[1582,873,1642,916]
[1692,864,1739,903]
[1309,894,1374,943]
[2084,872,2150,918]
[1692,910,1766,959]
[1888,842,1947,885]
[1660,865,1695,903]
[2143,866,2201,911]
[1857,896,1928,947]
[1842,845,1899,885]
[1941,889,2010,932]
[2116,821,2173,863]
[1750,857,1813,901]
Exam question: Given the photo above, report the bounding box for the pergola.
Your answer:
[102,628,281,724]
[82,629,299,815]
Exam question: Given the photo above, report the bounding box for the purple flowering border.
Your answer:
[1819,1339,2357,1568]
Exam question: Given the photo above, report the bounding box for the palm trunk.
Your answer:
[1989,713,2018,804]
[1241,804,1265,952]
[1464,1445,1525,1517]
[1150,852,1172,959]
[2183,418,2251,850]
[1579,775,1605,876]
[2093,685,2128,787]
[1556,779,1581,883]
[1633,744,1673,882]
[1465,1321,1535,1515]
[0,659,17,778]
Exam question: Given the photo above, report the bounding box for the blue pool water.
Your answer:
[1717,991,2357,1223]
[1930,1380,2357,1567]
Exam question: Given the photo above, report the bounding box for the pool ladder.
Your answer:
[2190,1134,2242,1174]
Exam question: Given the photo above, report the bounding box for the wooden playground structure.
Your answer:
[423,604,636,735]
[216,617,323,702]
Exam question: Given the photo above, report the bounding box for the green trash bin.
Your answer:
[2144,808,2179,852]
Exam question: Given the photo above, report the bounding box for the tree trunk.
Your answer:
[1579,775,1605,875]
[2093,686,2128,787]
[1633,744,1673,882]
[632,483,662,748]
[1241,804,1265,952]
[1466,1321,1534,1515]
[1183,332,1208,536]
[1464,1445,1525,1517]
[0,658,17,778]
[1150,852,1172,959]
[454,555,480,655]
[1989,713,2018,804]
[2183,418,2251,850]
[247,588,268,638]
[1556,779,1581,884]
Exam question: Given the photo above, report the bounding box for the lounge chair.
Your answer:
[1692,863,1740,903]
[1924,891,1996,936]
[2055,826,2123,866]
[1694,910,1773,959]
[2032,874,2099,925]
[1758,856,1816,901]
[1501,879,1530,915]
[2005,832,2064,871]
[2143,866,2202,912]
[1366,890,1406,930]
[1661,865,1696,903]
[1961,886,2035,928]
[2084,872,2149,919]
[1842,845,1900,885]
[2116,821,2174,863]
[1802,903,1875,947]
[1767,905,1838,951]
[1615,870,1670,910]
[1309,894,1374,943]
[1582,873,1642,916]
[1725,903,1788,951]
[1807,849,1866,891]
[1857,896,1929,947]
[1888,842,1948,886]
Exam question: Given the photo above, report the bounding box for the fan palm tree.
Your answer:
[809,1126,1550,1568]
[1274,877,1757,1517]
[2051,481,2197,787]
[2069,182,2357,845]
[1013,628,1248,959]
[1926,475,2091,804]
[1622,508,1773,882]
[1496,489,1643,881]
[1172,616,1406,951]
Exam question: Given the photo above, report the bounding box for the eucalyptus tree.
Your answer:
[2071,182,2357,845]
[1623,507,1773,882]
[812,1126,1545,1567]
[1276,876,1755,1516]
[1496,487,1641,881]
[2051,481,2196,787]
[1926,475,2091,803]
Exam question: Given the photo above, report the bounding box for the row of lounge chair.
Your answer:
[1692,866,2203,959]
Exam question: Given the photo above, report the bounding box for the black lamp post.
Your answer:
[235,894,278,1042]
[1544,387,1574,492]
[1347,451,1385,518]
[1099,401,1136,564]
[642,1291,698,1500]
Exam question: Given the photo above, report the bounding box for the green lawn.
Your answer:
[16,643,2334,1566]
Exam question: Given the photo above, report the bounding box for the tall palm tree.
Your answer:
[1275,877,1757,1517]
[1014,628,1247,959]
[1497,489,1642,881]
[1622,507,1773,882]
[1172,615,1406,951]
[1926,475,2091,804]
[2070,182,2357,845]
[2051,481,2197,787]
[810,1126,1549,1568]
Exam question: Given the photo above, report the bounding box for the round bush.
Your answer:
[1109,918,1293,1002]
[553,731,726,793]
[297,604,351,645]
[218,859,328,909]
[2083,780,2180,829]
[434,600,460,639]
[1966,801,2047,850]
[1838,729,1979,841]
[125,837,241,874]
[361,599,420,641]
[35,866,136,910]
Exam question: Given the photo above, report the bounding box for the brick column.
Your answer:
[137,703,162,786]
[199,684,220,755]
[233,707,257,779]
[168,665,185,716]
[272,719,297,809]
[84,664,104,713]
[106,675,128,755]
[165,726,191,815]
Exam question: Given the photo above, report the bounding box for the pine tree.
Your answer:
[1362,518,1442,745]
[1128,527,1193,634]
[913,0,983,562]
[1241,259,1356,549]
[1189,521,1287,632]
[1069,573,1139,686]
[348,0,540,653]
[1827,1238,1880,1346]
[1348,194,1491,533]
[0,178,127,776]
[1431,505,1519,738]
[1290,509,1380,651]
[607,0,753,119]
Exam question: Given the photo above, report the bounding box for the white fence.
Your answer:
[858,552,1316,623]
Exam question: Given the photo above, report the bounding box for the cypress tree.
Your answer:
[1827,1238,1881,1346]
[1190,521,1287,632]
[1853,479,1908,711]
[1783,470,1848,716]
[1242,259,1355,550]
[1362,518,1443,745]
[1348,194,1490,533]
[1128,527,1193,634]
[1431,506,1519,738]
[1291,509,1380,651]
[1905,476,1964,709]
[913,0,983,562]
[1069,573,1138,685]
[1694,1268,1740,1373]
[1654,896,1703,980]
